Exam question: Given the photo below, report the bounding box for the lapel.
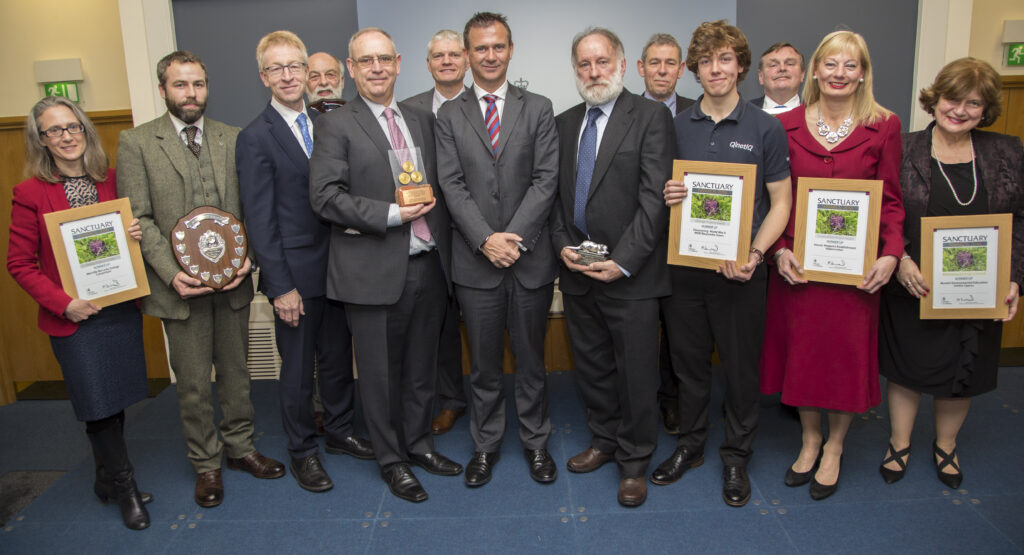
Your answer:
[588,91,634,199]
[264,103,309,174]
[155,114,194,190]
[350,96,394,166]
[905,123,933,210]
[401,103,427,156]
[42,179,72,213]
[495,85,523,159]
[204,121,228,201]
[457,86,494,156]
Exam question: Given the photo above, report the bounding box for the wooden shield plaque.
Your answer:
[170,206,247,290]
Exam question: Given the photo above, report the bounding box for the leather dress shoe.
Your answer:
[290,454,333,492]
[525,448,557,483]
[785,448,823,487]
[809,455,843,501]
[650,447,704,485]
[618,477,647,507]
[722,465,751,507]
[431,409,465,435]
[381,463,428,502]
[226,451,285,479]
[325,435,375,460]
[95,481,153,505]
[661,405,681,435]
[465,451,500,487]
[194,469,224,508]
[410,451,463,476]
[566,447,613,474]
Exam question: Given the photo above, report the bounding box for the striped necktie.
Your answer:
[483,94,500,156]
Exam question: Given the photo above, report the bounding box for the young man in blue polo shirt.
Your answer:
[654,20,792,507]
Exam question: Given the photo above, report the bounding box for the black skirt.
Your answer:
[49,302,148,421]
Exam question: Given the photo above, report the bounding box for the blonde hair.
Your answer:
[802,30,891,126]
[256,30,308,70]
[24,96,107,183]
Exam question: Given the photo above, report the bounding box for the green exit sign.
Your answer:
[44,82,79,101]
[1009,43,1024,67]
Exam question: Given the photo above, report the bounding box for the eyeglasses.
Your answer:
[353,55,396,68]
[40,123,85,138]
[262,62,308,77]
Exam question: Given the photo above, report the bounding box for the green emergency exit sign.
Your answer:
[1009,43,1024,66]
[44,82,79,101]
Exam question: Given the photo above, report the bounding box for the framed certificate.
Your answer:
[43,198,150,307]
[920,214,1011,320]
[793,178,882,285]
[667,160,756,270]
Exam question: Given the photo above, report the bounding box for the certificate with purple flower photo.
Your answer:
[668,160,756,270]
[43,197,150,307]
[793,178,882,286]
[920,213,1011,320]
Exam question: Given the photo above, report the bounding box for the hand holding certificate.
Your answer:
[793,178,882,286]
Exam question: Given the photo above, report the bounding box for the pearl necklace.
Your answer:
[816,107,853,144]
[932,135,978,206]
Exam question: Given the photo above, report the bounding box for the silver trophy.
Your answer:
[568,240,609,265]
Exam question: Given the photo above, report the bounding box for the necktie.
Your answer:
[774,105,786,109]
[183,125,201,158]
[483,94,500,156]
[574,107,602,236]
[296,112,313,158]
[383,108,431,242]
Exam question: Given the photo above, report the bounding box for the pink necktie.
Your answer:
[483,94,500,156]
[383,108,431,242]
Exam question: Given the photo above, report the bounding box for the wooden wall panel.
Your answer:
[997,77,1024,348]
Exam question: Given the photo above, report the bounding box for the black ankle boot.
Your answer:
[113,470,150,530]
[86,416,151,530]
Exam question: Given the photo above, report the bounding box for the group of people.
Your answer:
[8,12,1023,531]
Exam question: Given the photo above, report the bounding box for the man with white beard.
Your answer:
[306,52,346,112]
[551,27,674,508]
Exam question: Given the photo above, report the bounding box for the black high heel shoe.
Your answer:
[785,447,822,487]
[879,442,911,484]
[809,454,842,501]
[933,441,963,489]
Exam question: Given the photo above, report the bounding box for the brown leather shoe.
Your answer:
[431,409,465,435]
[567,447,613,473]
[618,477,647,507]
[194,469,223,508]
[225,451,285,479]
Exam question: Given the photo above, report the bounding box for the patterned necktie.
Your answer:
[483,94,500,156]
[296,112,313,158]
[383,108,431,242]
[183,125,201,158]
[574,107,602,236]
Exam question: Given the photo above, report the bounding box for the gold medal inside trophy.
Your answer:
[390,148,434,206]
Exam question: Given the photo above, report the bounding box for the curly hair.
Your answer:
[684,20,751,82]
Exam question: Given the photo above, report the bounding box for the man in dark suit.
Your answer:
[309,27,461,503]
[554,27,674,508]
[403,29,469,436]
[117,50,285,508]
[237,31,372,493]
[436,12,559,487]
[750,42,805,114]
[635,32,695,436]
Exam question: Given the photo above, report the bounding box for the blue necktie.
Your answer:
[296,112,313,158]
[574,107,602,236]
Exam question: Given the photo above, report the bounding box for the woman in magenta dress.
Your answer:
[760,30,905,500]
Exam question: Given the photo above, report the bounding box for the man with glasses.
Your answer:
[436,12,559,487]
[306,51,346,113]
[310,27,460,503]
[117,50,285,508]
[404,29,470,437]
[237,31,372,494]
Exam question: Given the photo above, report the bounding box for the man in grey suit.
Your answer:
[309,28,462,503]
[116,50,284,509]
[436,12,558,487]
[403,29,469,437]
[554,27,674,508]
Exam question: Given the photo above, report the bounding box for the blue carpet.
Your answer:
[1,369,1022,554]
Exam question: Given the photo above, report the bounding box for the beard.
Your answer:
[307,84,343,102]
[165,95,206,124]
[575,70,624,106]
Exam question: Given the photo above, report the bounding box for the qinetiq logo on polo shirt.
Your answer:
[729,141,753,152]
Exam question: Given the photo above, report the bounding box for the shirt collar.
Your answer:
[690,94,746,122]
[643,90,675,112]
[361,95,401,120]
[473,81,509,101]
[168,112,204,136]
[585,94,619,120]
[270,96,308,125]
[763,94,800,110]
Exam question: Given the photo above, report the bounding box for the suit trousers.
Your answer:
[436,294,467,412]
[456,275,553,453]
[564,291,660,478]
[163,292,255,473]
[657,317,678,411]
[661,264,768,466]
[276,296,355,459]
[346,251,446,467]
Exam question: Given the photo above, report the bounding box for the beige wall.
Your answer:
[0,0,131,118]
[970,0,1024,76]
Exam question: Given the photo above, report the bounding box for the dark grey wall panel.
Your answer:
[172,0,359,127]
[737,0,918,130]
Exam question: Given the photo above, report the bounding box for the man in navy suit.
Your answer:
[237,30,372,493]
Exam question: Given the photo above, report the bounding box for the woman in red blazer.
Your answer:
[7,96,151,530]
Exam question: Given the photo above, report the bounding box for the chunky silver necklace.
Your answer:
[932,135,978,206]
[816,107,853,144]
